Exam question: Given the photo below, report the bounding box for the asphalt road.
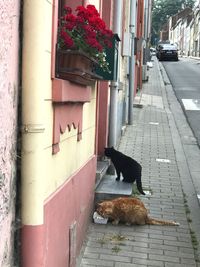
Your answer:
[161,56,200,147]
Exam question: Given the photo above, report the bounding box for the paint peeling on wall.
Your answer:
[0,0,20,266]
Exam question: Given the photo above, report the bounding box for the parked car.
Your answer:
[156,44,178,61]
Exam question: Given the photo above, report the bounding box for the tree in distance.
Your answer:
[151,0,195,44]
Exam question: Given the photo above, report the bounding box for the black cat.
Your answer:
[104,147,145,195]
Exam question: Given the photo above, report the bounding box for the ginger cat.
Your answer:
[97,197,179,226]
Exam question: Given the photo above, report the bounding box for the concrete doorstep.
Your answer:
[95,175,133,203]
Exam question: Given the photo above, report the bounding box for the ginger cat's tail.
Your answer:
[146,217,180,226]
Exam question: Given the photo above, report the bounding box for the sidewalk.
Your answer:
[77,58,200,267]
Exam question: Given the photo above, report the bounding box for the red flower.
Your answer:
[104,39,112,48]
[60,30,74,48]
[64,6,72,14]
[86,5,100,17]
[89,17,106,31]
[88,16,99,27]
[86,5,100,18]
[85,37,103,52]
[75,5,86,13]
[82,24,96,36]
[105,29,114,38]
[64,14,76,22]
[76,16,84,24]
[76,6,88,19]
[65,22,75,31]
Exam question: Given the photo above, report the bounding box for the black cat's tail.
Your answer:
[136,178,145,195]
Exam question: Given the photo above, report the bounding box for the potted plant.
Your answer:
[56,4,114,86]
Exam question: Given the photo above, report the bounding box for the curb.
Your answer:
[158,59,200,262]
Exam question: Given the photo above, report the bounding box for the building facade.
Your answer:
[0,0,150,266]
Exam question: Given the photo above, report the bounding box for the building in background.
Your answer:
[159,6,200,58]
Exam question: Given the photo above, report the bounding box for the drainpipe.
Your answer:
[108,0,123,147]
[128,0,137,125]
[142,0,148,82]
[21,1,46,265]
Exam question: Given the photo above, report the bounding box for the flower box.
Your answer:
[56,4,114,86]
[56,49,102,86]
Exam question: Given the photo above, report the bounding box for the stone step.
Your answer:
[95,159,110,188]
[95,174,133,204]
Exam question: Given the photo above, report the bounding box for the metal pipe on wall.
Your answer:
[128,0,137,125]
[108,0,123,147]
[21,1,47,265]
[21,1,46,226]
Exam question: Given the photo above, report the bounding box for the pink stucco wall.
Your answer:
[0,1,20,265]
[22,156,96,267]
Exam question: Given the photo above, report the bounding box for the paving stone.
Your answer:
[149,254,180,263]
[81,258,114,266]
[134,236,163,244]
[149,243,179,252]
[133,246,164,255]
[165,263,196,267]
[180,257,197,265]
[115,263,147,267]
[163,240,193,248]
[80,264,95,267]
[131,257,165,266]
[149,233,177,241]
[83,252,99,259]
[99,254,131,263]
[164,250,195,259]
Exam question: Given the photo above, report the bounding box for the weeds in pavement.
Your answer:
[109,234,126,242]
[112,246,121,253]
[97,234,126,254]
[182,190,200,263]
[97,234,127,246]
[97,238,106,245]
